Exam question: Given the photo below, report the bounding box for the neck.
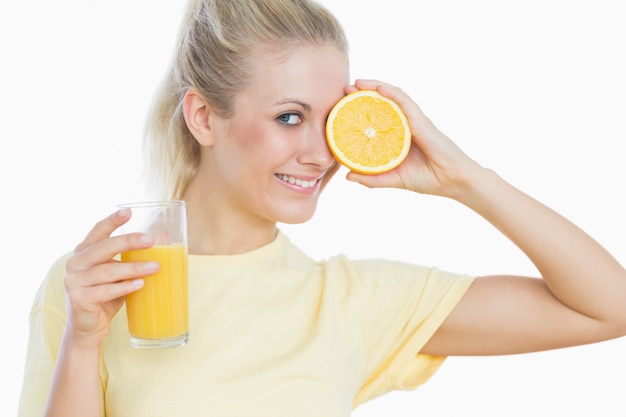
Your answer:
[182,177,278,256]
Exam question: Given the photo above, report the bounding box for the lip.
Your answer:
[275,173,323,194]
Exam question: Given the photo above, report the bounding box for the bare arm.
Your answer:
[45,337,103,417]
[346,79,626,356]
[44,209,155,417]
[423,167,626,355]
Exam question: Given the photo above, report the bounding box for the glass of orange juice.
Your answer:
[119,201,189,349]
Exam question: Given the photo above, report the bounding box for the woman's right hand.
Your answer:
[62,208,158,349]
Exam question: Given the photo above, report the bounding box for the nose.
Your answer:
[297,122,336,169]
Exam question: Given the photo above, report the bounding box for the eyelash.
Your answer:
[276,112,302,126]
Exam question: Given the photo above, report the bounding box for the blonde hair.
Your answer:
[143,0,348,200]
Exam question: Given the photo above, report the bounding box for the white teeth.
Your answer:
[278,174,317,189]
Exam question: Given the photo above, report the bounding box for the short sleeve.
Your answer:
[333,257,474,406]
[18,254,69,417]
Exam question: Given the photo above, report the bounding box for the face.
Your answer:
[205,45,349,225]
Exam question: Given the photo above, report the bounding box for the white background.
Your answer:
[2,0,625,415]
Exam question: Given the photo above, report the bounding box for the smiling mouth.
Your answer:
[276,174,320,189]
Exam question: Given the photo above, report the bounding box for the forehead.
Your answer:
[241,45,349,108]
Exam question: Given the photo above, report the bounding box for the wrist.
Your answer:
[442,159,495,204]
[61,326,105,356]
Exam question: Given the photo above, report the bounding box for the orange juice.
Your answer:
[122,244,188,343]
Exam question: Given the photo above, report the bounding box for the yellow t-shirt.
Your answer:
[18,231,473,417]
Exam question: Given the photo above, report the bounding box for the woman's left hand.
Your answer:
[344,79,479,199]
[345,82,626,357]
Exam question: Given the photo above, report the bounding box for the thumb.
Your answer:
[346,171,393,189]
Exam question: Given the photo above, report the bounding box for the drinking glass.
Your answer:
[119,201,189,349]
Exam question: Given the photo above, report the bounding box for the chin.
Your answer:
[274,205,317,225]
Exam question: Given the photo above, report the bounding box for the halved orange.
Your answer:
[326,90,411,174]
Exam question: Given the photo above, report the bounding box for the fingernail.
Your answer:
[346,175,360,184]
[144,262,159,272]
[130,279,144,289]
[140,234,153,245]
[117,207,130,217]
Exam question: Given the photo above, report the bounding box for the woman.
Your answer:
[18,0,626,416]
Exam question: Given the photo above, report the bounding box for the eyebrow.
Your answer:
[275,97,311,111]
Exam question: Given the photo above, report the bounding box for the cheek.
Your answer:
[239,123,293,162]
[217,118,296,173]
[320,161,339,191]
[230,118,275,150]
[235,121,258,147]
[215,122,261,167]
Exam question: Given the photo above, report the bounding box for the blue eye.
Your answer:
[277,112,302,125]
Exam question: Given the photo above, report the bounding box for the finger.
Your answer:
[74,208,131,253]
[67,232,155,273]
[68,276,145,308]
[66,257,159,289]
[352,79,430,126]
[344,84,358,95]
[353,78,398,92]
[367,84,442,144]
[346,169,400,189]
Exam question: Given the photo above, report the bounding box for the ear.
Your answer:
[183,88,215,147]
